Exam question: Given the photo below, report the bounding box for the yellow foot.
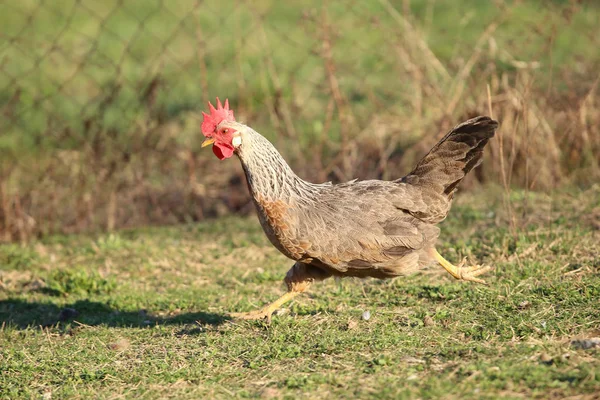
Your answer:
[230,307,277,322]
[452,258,493,284]
[230,291,300,322]
[431,249,492,285]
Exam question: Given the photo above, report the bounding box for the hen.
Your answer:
[201,98,498,321]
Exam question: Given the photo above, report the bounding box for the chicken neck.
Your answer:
[236,129,322,204]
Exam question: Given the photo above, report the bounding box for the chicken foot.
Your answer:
[430,248,492,284]
[230,262,331,322]
[230,289,306,322]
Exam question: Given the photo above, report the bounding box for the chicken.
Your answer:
[201,98,498,321]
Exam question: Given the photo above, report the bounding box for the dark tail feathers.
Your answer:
[406,116,498,197]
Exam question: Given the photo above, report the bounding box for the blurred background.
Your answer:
[0,0,598,242]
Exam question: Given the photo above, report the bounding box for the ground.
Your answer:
[1,186,599,399]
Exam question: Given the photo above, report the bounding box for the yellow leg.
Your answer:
[230,262,329,322]
[230,290,302,322]
[430,248,492,285]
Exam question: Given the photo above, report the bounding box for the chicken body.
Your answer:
[250,177,441,279]
[212,115,498,320]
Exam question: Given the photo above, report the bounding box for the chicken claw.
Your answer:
[230,291,300,322]
[230,308,275,322]
[430,248,492,285]
[454,258,493,284]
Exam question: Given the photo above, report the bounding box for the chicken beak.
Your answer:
[201,138,215,148]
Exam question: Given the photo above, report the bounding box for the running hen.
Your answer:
[201,98,498,320]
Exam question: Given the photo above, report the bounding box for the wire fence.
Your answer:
[1,0,599,241]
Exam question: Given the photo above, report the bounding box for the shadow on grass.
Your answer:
[0,299,231,330]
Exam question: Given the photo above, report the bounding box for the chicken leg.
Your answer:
[430,248,492,284]
[231,262,331,322]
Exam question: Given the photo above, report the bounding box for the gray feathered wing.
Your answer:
[291,116,498,278]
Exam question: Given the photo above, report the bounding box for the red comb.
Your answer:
[201,97,235,136]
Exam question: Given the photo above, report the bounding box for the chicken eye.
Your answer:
[222,128,229,134]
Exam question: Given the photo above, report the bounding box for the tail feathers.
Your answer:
[405,116,498,196]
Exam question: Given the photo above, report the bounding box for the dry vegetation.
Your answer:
[0,0,598,241]
[0,0,600,240]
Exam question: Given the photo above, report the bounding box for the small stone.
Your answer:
[362,310,371,321]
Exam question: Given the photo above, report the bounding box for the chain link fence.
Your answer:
[1,0,599,241]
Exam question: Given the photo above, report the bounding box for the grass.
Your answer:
[1,186,599,399]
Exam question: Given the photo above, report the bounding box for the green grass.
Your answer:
[1,0,599,158]
[2,0,598,147]
[1,187,599,399]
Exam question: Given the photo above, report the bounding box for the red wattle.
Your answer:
[213,143,234,160]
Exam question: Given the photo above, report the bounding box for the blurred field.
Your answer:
[1,187,599,398]
[1,0,599,240]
